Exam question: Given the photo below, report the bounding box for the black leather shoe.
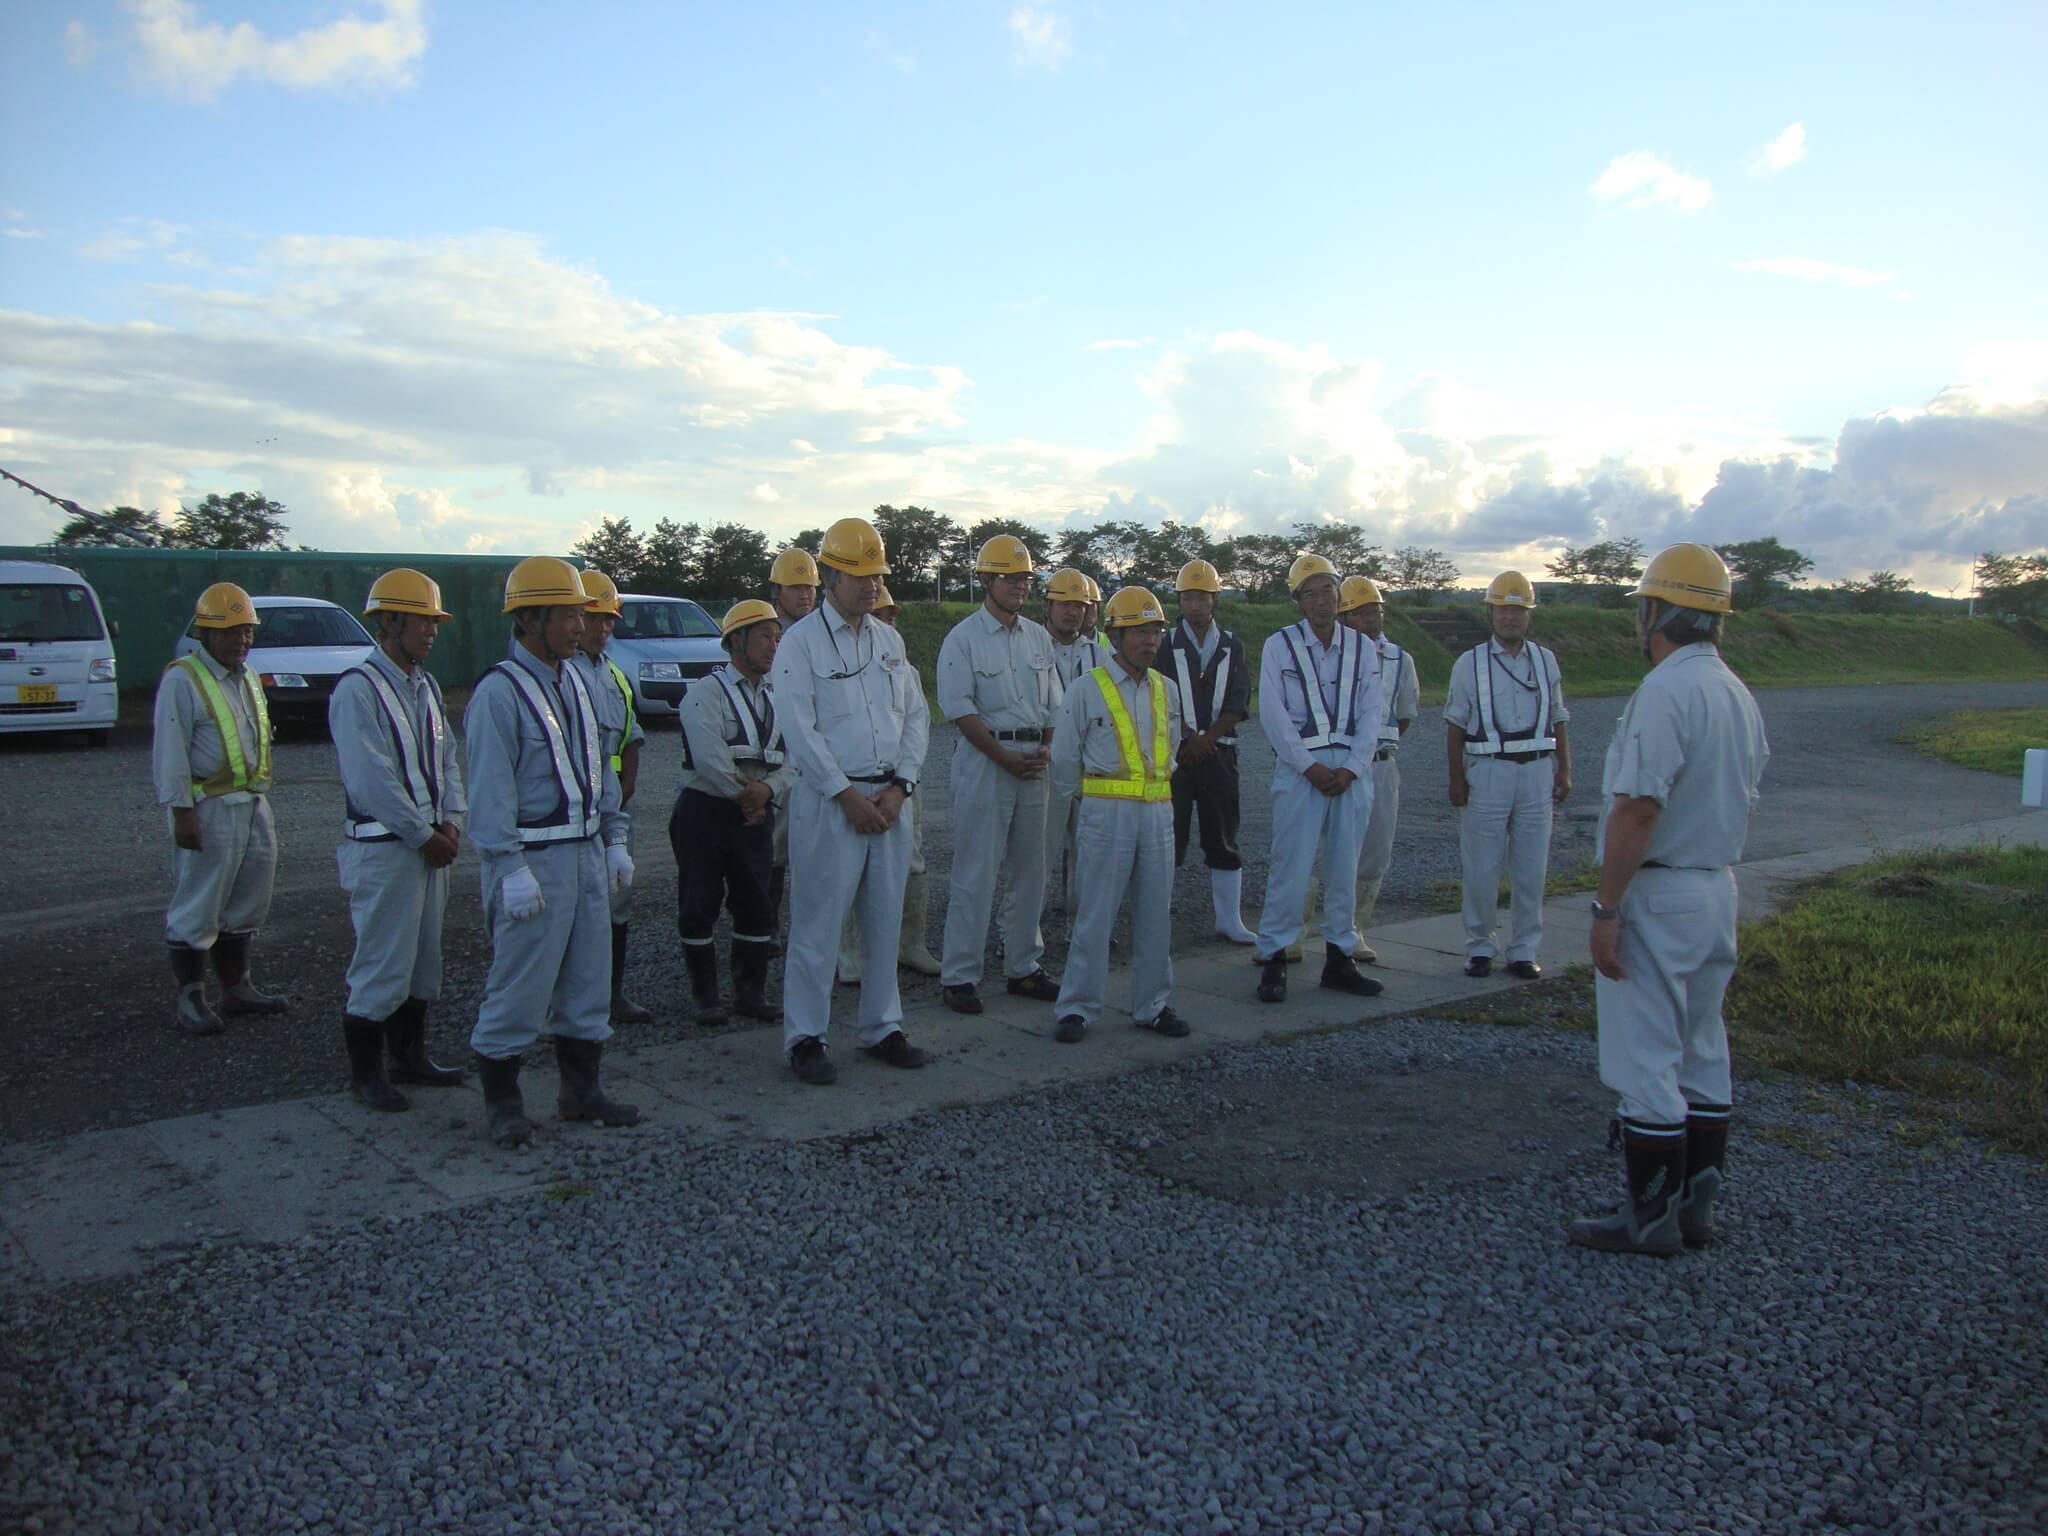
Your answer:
[942,984,985,1015]
[1320,944,1385,997]
[789,1037,837,1085]
[1054,1014,1087,1044]
[1464,956,1492,978]
[860,1031,929,1068]
[1257,956,1287,1003]
[1507,959,1543,980]
[1137,1007,1190,1038]
[1005,970,1060,1002]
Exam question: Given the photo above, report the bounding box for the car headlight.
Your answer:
[263,673,309,688]
[89,656,117,683]
[638,662,682,682]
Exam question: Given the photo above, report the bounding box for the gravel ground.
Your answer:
[1,676,2041,1143]
[2,1014,2042,1535]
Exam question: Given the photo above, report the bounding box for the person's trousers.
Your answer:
[337,837,446,1020]
[1171,747,1242,870]
[470,839,612,1059]
[783,788,911,1051]
[164,794,277,949]
[1596,866,1738,1126]
[1255,746,1372,958]
[1043,783,1081,919]
[1355,754,1400,928]
[940,745,1050,986]
[671,789,775,944]
[1053,799,1174,1028]
[1458,754,1555,962]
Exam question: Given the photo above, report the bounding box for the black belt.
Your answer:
[848,773,896,784]
[993,729,1045,742]
[1374,747,1395,762]
[1498,749,1553,764]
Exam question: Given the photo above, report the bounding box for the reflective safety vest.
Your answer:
[1278,622,1365,749]
[604,658,636,773]
[1375,640,1406,744]
[491,659,603,845]
[169,653,271,799]
[1081,666,1172,803]
[1166,622,1237,746]
[341,661,449,841]
[679,669,784,771]
[1465,640,1557,755]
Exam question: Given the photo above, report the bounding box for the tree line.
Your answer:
[54,493,296,551]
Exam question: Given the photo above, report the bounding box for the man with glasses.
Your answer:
[935,535,1062,1015]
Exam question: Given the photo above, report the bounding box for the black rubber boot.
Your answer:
[1256,955,1288,1004]
[213,931,290,1016]
[732,939,777,1022]
[385,998,466,1087]
[554,1037,641,1127]
[170,943,224,1036]
[1319,943,1385,996]
[1569,1124,1687,1256]
[475,1053,533,1149]
[684,942,728,1026]
[1680,1105,1731,1248]
[344,1015,409,1112]
[609,923,653,1024]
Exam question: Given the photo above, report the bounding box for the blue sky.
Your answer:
[2,1,2044,588]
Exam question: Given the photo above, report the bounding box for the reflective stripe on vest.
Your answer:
[713,671,784,766]
[1466,641,1555,755]
[492,659,603,845]
[1376,640,1405,743]
[1081,666,1172,802]
[1168,622,1236,746]
[342,662,448,841]
[1278,622,1362,749]
[170,653,271,798]
[605,658,636,773]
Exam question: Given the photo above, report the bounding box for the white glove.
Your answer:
[501,866,545,922]
[606,843,636,892]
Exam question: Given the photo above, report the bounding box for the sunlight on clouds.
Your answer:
[125,0,428,101]
[1008,6,1073,70]
[1735,256,1897,289]
[1749,122,1807,177]
[1588,151,1713,214]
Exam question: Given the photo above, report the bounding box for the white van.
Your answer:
[0,559,120,747]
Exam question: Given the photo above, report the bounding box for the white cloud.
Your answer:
[1749,122,1807,177]
[1735,256,1898,289]
[124,0,428,101]
[1084,338,1146,352]
[1588,151,1713,214]
[862,26,916,74]
[76,217,191,262]
[3,209,43,241]
[1008,6,1073,70]
[749,483,781,503]
[64,19,100,67]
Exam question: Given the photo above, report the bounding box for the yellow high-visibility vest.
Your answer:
[169,653,272,798]
[1081,665,1171,802]
[605,658,636,773]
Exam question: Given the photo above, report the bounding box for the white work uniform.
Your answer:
[330,649,466,1021]
[464,641,626,1059]
[1446,638,1569,963]
[838,662,932,970]
[1597,643,1768,1127]
[152,651,278,950]
[1051,659,1182,1029]
[570,649,643,922]
[1253,622,1382,959]
[1355,637,1420,929]
[1042,634,1109,918]
[771,599,929,1052]
[936,605,1060,986]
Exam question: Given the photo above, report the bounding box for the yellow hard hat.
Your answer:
[580,569,624,616]
[719,598,780,642]
[193,582,260,630]
[1103,585,1168,629]
[819,517,890,576]
[1336,575,1384,613]
[873,583,900,614]
[1176,559,1222,594]
[502,555,587,613]
[1634,543,1733,614]
[1485,570,1537,608]
[1083,574,1103,603]
[975,534,1036,576]
[364,568,451,621]
[1288,554,1340,594]
[769,547,820,587]
[1043,567,1092,603]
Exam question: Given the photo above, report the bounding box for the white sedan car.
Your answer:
[173,594,373,732]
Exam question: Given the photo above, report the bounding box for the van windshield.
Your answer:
[0,583,105,642]
[617,600,718,640]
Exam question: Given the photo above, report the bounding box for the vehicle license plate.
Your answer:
[16,684,57,705]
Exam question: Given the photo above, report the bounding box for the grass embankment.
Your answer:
[1896,707,2048,777]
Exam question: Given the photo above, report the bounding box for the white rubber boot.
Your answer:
[1209,868,1257,944]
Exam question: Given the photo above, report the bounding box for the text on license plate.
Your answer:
[16,684,58,705]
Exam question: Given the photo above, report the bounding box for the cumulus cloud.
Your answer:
[1735,256,1897,289]
[125,0,428,101]
[64,19,100,67]
[862,27,916,74]
[1588,151,1713,214]
[749,483,781,503]
[2,209,43,241]
[75,217,192,262]
[1749,122,1807,177]
[1008,6,1072,70]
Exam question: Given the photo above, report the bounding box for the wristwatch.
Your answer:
[891,776,915,798]
[1589,899,1620,921]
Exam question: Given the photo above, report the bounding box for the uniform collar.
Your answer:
[1651,641,1716,673]
[822,596,868,641]
[721,660,769,695]
[365,646,422,689]
[972,604,1018,635]
[505,638,563,683]
[192,645,239,681]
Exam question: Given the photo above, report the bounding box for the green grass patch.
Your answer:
[1896,707,2048,777]
[1427,859,1600,913]
[1727,846,2048,1157]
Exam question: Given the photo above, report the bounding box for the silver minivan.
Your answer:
[0,559,120,747]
